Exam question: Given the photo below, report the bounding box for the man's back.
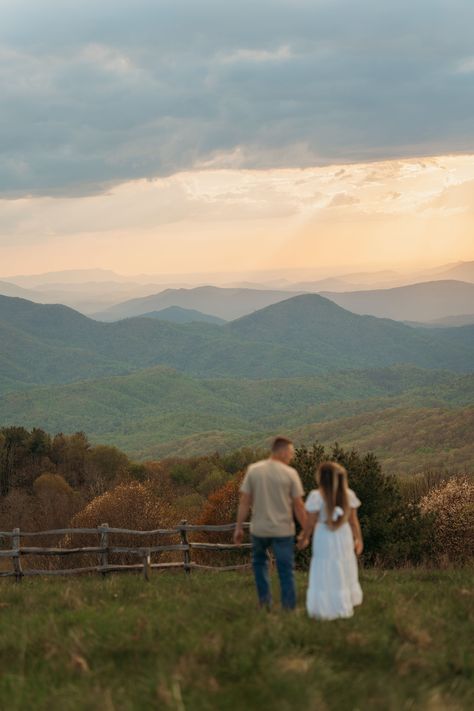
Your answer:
[241,458,304,537]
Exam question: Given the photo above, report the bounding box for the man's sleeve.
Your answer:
[240,466,253,495]
[290,470,304,498]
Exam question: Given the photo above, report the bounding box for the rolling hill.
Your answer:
[321,280,474,322]
[287,407,474,476]
[0,365,472,469]
[93,285,305,321]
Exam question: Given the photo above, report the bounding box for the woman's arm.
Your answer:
[349,509,364,555]
[297,512,318,549]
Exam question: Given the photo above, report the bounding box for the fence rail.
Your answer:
[0,521,251,582]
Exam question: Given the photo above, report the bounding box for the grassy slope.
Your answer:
[0,570,472,710]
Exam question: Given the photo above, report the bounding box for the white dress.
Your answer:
[305,489,363,620]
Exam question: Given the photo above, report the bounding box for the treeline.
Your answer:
[0,426,145,496]
[0,427,472,568]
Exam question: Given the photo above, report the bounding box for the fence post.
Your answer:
[12,527,23,583]
[143,551,151,582]
[99,523,109,579]
[180,519,191,574]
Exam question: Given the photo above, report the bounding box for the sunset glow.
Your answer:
[1,154,473,277]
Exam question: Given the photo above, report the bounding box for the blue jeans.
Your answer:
[251,535,296,610]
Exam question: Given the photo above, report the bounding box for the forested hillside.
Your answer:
[1,294,474,396]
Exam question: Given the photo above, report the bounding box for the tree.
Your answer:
[293,442,430,566]
[0,426,30,496]
[85,445,130,494]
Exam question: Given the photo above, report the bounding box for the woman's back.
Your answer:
[306,488,360,525]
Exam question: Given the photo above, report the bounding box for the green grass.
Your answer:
[0,569,473,710]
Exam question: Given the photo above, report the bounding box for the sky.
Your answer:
[1,0,473,277]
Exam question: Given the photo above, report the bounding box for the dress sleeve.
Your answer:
[348,489,361,509]
[305,490,322,513]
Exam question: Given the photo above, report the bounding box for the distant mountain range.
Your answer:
[425,260,474,283]
[321,280,474,323]
[2,261,473,321]
[93,286,306,321]
[1,293,474,397]
[1,285,474,469]
[141,306,226,325]
[90,278,474,325]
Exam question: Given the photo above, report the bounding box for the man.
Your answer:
[233,436,306,610]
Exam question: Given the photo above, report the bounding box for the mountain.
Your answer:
[0,280,43,301]
[289,277,357,292]
[141,306,226,325]
[0,364,471,463]
[5,268,129,287]
[428,314,474,327]
[226,294,474,372]
[426,261,474,283]
[0,275,169,315]
[1,293,474,395]
[93,286,305,321]
[321,280,474,322]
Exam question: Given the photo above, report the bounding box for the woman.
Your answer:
[298,461,363,620]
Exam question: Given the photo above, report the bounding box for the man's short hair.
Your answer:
[271,436,293,453]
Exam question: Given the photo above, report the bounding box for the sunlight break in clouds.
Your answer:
[1,155,473,276]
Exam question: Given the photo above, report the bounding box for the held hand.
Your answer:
[297,532,309,550]
[354,538,363,556]
[233,525,244,545]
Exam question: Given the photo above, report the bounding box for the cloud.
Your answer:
[0,0,474,197]
[455,57,474,74]
[328,192,360,207]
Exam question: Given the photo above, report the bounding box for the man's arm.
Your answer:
[297,511,318,549]
[293,496,307,530]
[233,492,252,544]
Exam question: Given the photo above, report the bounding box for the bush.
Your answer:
[420,476,474,565]
[70,481,175,564]
[199,474,244,529]
[196,474,246,565]
[294,443,431,566]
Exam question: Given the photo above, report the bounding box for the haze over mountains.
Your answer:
[2,261,473,326]
[321,281,474,323]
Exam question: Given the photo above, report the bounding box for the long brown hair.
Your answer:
[316,461,350,530]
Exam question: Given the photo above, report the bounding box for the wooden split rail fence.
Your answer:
[0,521,251,582]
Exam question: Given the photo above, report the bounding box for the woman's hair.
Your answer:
[316,461,350,530]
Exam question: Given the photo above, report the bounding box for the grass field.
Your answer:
[0,569,473,710]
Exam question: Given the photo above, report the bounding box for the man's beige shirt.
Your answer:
[240,459,304,537]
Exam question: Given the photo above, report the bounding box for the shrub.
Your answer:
[70,481,175,564]
[196,474,246,565]
[71,480,173,532]
[294,443,431,566]
[420,476,474,564]
[199,474,244,529]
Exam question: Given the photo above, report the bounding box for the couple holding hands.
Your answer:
[233,436,363,620]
